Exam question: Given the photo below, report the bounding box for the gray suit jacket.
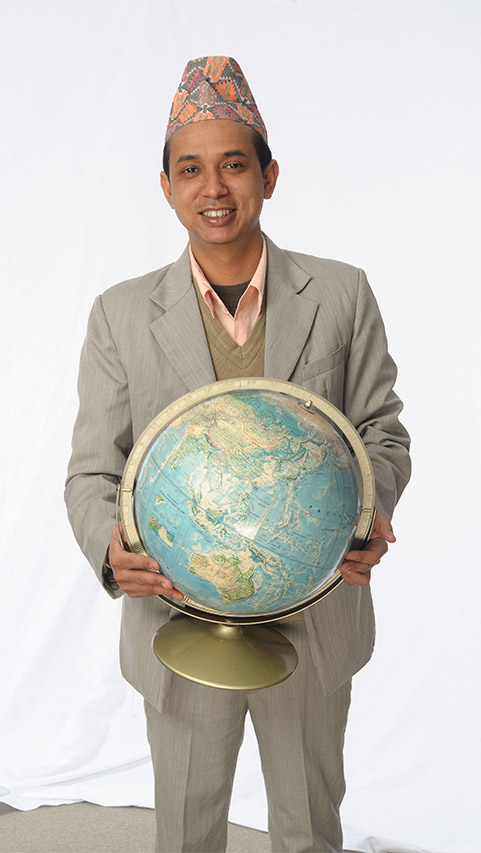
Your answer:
[65,236,411,708]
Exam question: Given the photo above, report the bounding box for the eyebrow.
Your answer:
[174,149,248,166]
[223,149,248,157]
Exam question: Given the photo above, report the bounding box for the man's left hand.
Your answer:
[339,511,395,587]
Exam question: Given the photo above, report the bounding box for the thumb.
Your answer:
[381,521,396,543]
[374,512,396,543]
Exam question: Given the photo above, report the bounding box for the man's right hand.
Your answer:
[108,524,185,601]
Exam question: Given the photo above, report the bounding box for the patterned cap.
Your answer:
[165,56,267,143]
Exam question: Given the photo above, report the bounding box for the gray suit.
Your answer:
[66,235,410,709]
[65,236,410,851]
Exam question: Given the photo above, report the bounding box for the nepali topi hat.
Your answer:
[165,56,267,143]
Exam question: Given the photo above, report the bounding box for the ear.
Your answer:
[160,171,175,209]
[263,159,279,200]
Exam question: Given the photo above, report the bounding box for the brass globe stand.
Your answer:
[152,615,298,690]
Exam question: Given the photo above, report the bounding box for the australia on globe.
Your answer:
[120,379,375,622]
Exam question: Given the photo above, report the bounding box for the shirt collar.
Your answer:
[189,237,267,312]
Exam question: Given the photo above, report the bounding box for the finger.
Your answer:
[109,525,160,573]
[123,583,185,600]
[340,558,375,574]
[114,548,160,572]
[124,589,186,600]
[341,567,371,587]
[116,568,184,599]
[159,586,185,601]
[113,560,183,596]
[339,547,383,576]
[345,540,388,564]
[116,566,172,588]
[340,539,386,585]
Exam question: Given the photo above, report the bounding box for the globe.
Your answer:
[119,378,375,624]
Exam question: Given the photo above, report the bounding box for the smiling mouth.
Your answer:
[201,209,234,219]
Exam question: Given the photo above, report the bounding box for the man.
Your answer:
[66,56,410,853]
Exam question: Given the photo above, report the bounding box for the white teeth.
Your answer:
[202,209,232,218]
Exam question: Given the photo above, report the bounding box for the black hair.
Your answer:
[162,127,272,180]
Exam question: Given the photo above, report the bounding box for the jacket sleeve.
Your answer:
[65,294,133,598]
[343,269,411,521]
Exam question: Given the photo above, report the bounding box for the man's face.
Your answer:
[160,120,278,255]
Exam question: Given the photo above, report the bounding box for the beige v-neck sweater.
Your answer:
[194,279,266,380]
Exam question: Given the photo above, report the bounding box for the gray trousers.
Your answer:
[144,622,351,853]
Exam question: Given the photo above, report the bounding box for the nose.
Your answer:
[201,166,228,199]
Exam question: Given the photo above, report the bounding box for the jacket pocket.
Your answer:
[301,344,345,380]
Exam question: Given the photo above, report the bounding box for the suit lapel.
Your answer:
[148,248,216,391]
[147,237,318,389]
[264,236,318,380]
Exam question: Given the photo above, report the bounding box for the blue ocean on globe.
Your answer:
[134,389,360,617]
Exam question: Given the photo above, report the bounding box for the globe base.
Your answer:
[152,615,298,690]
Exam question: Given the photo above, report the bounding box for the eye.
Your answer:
[181,166,198,175]
[225,162,242,169]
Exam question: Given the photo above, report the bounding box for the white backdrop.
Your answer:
[1,2,480,852]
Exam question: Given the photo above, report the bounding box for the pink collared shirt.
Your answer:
[189,239,267,347]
